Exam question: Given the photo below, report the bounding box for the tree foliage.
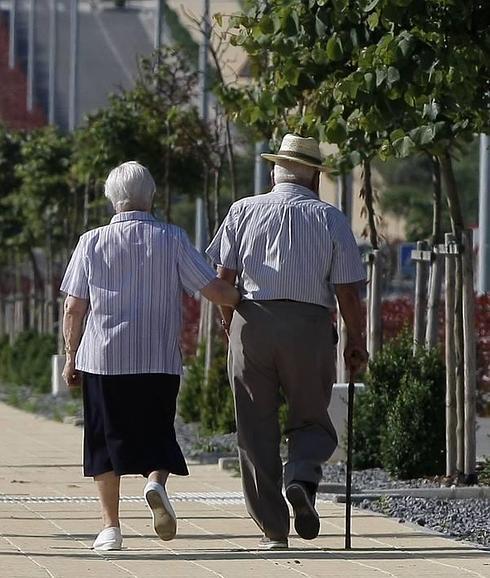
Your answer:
[223,0,489,167]
[72,47,212,223]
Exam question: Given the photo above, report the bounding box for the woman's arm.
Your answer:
[62,295,89,388]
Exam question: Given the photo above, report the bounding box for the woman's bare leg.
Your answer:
[148,469,169,486]
[94,471,121,528]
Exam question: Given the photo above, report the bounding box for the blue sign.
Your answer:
[399,243,416,277]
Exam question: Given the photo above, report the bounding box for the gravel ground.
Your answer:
[1,384,488,548]
[366,496,490,547]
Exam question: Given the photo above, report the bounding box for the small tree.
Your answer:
[72,47,213,226]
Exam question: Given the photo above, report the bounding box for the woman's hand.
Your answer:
[63,355,81,389]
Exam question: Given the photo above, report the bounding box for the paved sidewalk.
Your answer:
[0,402,489,578]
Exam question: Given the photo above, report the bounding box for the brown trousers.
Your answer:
[228,300,337,540]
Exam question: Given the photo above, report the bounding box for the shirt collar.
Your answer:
[271,182,319,199]
[110,211,158,224]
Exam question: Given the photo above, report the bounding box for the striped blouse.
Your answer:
[206,183,365,309]
[60,211,216,375]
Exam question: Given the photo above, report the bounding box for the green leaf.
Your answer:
[213,13,223,27]
[326,117,347,144]
[376,67,387,87]
[393,135,415,157]
[259,16,274,35]
[367,12,379,29]
[327,35,344,61]
[315,15,326,37]
[364,0,380,11]
[364,72,375,93]
[423,101,440,121]
[387,66,400,85]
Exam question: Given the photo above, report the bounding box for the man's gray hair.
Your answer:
[104,161,156,212]
[273,160,317,187]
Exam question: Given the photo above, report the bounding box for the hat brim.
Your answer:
[261,153,328,171]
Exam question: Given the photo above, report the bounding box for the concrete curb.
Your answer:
[329,486,490,502]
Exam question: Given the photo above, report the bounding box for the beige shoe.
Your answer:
[258,536,289,550]
[144,481,177,541]
[92,527,122,551]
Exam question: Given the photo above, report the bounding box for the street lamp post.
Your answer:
[48,0,58,125]
[478,134,490,294]
[154,0,166,50]
[69,0,79,131]
[8,0,17,69]
[26,0,35,112]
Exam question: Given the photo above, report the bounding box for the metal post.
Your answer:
[337,173,353,382]
[154,0,165,49]
[26,0,35,112]
[254,141,270,195]
[48,0,57,124]
[344,379,355,550]
[478,134,490,294]
[9,0,17,69]
[69,0,80,131]
[196,0,210,252]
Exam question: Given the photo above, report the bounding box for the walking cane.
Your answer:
[344,377,355,550]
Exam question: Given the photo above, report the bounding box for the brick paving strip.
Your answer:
[0,402,489,577]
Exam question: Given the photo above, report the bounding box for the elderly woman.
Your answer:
[60,161,240,551]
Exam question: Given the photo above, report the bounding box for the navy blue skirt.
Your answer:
[82,372,189,478]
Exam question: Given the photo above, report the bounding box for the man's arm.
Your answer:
[334,282,368,378]
[62,295,89,388]
[216,266,238,332]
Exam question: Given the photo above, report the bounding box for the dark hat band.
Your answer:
[275,149,323,165]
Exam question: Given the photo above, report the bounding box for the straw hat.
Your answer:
[261,134,326,171]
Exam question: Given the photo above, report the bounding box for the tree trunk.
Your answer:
[431,155,443,245]
[213,167,221,237]
[360,159,378,250]
[413,241,428,352]
[164,121,172,223]
[425,255,443,349]
[444,233,457,478]
[439,151,464,238]
[369,249,383,356]
[439,149,465,478]
[225,118,237,203]
[424,155,443,348]
[461,229,477,484]
[202,168,212,245]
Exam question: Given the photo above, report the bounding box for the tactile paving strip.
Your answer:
[0,492,245,505]
[0,491,330,505]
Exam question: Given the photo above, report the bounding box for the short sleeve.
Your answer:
[178,230,216,296]
[60,236,90,299]
[206,210,238,269]
[328,211,366,284]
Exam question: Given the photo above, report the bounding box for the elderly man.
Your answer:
[60,161,240,551]
[207,134,368,549]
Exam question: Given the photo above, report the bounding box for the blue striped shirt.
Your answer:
[206,183,365,309]
[60,211,216,375]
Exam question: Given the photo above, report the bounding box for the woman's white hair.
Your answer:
[273,160,317,187]
[104,161,156,212]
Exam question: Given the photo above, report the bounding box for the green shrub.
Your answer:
[180,338,236,435]
[0,331,56,393]
[353,331,446,478]
[179,345,205,424]
[381,373,445,478]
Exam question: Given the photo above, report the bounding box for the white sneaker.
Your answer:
[144,481,177,541]
[92,527,122,551]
